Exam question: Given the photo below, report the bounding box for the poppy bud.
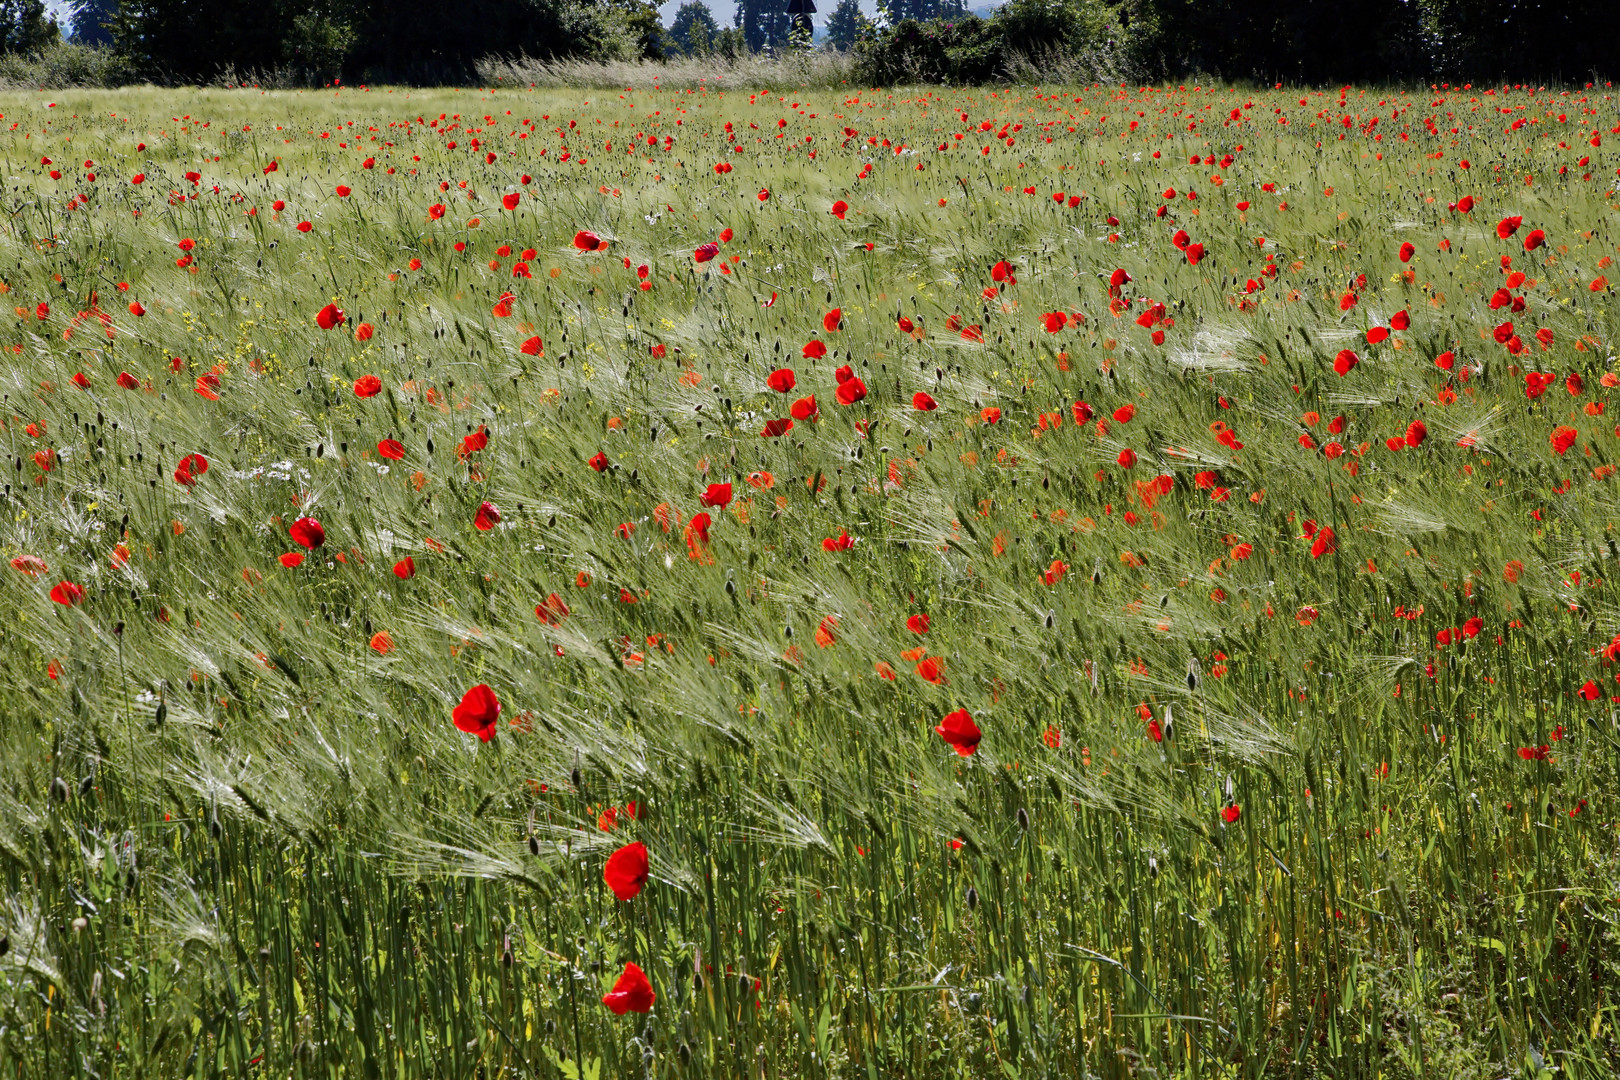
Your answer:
[965,886,979,911]
[1016,807,1029,831]
[50,776,70,802]
[528,834,540,855]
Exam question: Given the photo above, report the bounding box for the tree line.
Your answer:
[9,0,1620,85]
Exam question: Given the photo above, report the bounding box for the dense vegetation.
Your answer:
[2,80,1620,1077]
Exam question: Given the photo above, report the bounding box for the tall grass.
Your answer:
[478,50,862,91]
[0,83,1616,1079]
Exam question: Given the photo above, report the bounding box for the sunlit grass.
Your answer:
[0,82,1617,1078]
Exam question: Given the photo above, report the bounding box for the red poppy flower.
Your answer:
[790,396,818,420]
[1116,448,1137,469]
[767,368,796,393]
[173,453,208,486]
[452,683,501,742]
[289,517,326,549]
[897,316,915,334]
[1333,350,1359,376]
[377,438,405,460]
[1496,216,1522,239]
[935,708,981,756]
[1221,805,1241,824]
[602,962,655,1014]
[913,392,937,411]
[393,556,415,579]
[502,192,521,210]
[117,371,140,390]
[354,374,382,397]
[604,842,650,901]
[823,530,853,551]
[536,593,571,626]
[474,502,501,530]
[719,228,734,243]
[10,554,46,576]
[588,451,609,472]
[1310,526,1337,559]
[694,242,719,263]
[1405,421,1427,447]
[830,200,848,219]
[1398,241,1415,262]
[520,336,544,356]
[574,230,602,251]
[835,377,867,405]
[761,418,794,437]
[49,580,83,606]
[700,483,733,509]
[823,309,842,332]
[1366,326,1389,345]
[1185,243,1204,265]
[278,553,304,568]
[916,656,946,684]
[1551,426,1578,455]
[315,304,345,330]
[990,260,1015,283]
[802,340,827,360]
[1524,229,1546,251]
[906,613,930,634]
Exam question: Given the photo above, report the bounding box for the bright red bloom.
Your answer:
[520,336,544,356]
[452,683,501,742]
[1551,426,1578,455]
[474,502,501,530]
[790,396,818,421]
[393,556,415,579]
[588,451,609,472]
[1117,448,1137,469]
[604,842,650,901]
[907,613,930,634]
[1390,310,1410,331]
[377,438,405,460]
[767,368,796,393]
[315,304,345,330]
[1221,805,1241,824]
[502,192,521,210]
[602,962,655,1015]
[289,517,326,549]
[354,374,382,397]
[1333,350,1359,376]
[536,593,571,626]
[835,377,867,405]
[830,200,848,219]
[913,391,937,411]
[49,580,83,606]
[761,418,793,437]
[1496,216,1522,239]
[574,230,602,251]
[823,309,842,332]
[278,553,305,568]
[802,340,827,360]
[1310,526,1337,559]
[1405,421,1427,447]
[1524,229,1546,251]
[700,483,733,509]
[694,242,719,263]
[1398,241,1415,262]
[935,709,981,756]
[173,453,208,486]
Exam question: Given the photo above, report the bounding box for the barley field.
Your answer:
[2,81,1620,1078]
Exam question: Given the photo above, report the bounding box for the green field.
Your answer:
[2,82,1620,1077]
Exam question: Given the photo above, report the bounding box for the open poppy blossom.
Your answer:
[913,391,937,411]
[767,368,796,393]
[452,683,501,742]
[49,580,83,606]
[377,438,405,460]
[354,374,382,397]
[604,841,650,901]
[315,304,345,330]
[935,708,981,755]
[574,230,602,250]
[700,483,733,508]
[474,502,501,530]
[835,377,867,405]
[602,962,655,1015]
[393,557,415,579]
[289,517,326,549]
[173,453,208,486]
[694,242,719,263]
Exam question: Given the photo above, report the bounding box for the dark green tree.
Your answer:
[70,0,117,45]
[668,0,719,55]
[735,0,786,52]
[0,0,57,53]
[823,0,867,49]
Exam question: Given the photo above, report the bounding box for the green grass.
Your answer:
[1,81,1619,1078]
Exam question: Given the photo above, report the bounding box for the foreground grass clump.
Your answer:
[3,82,1620,1078]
